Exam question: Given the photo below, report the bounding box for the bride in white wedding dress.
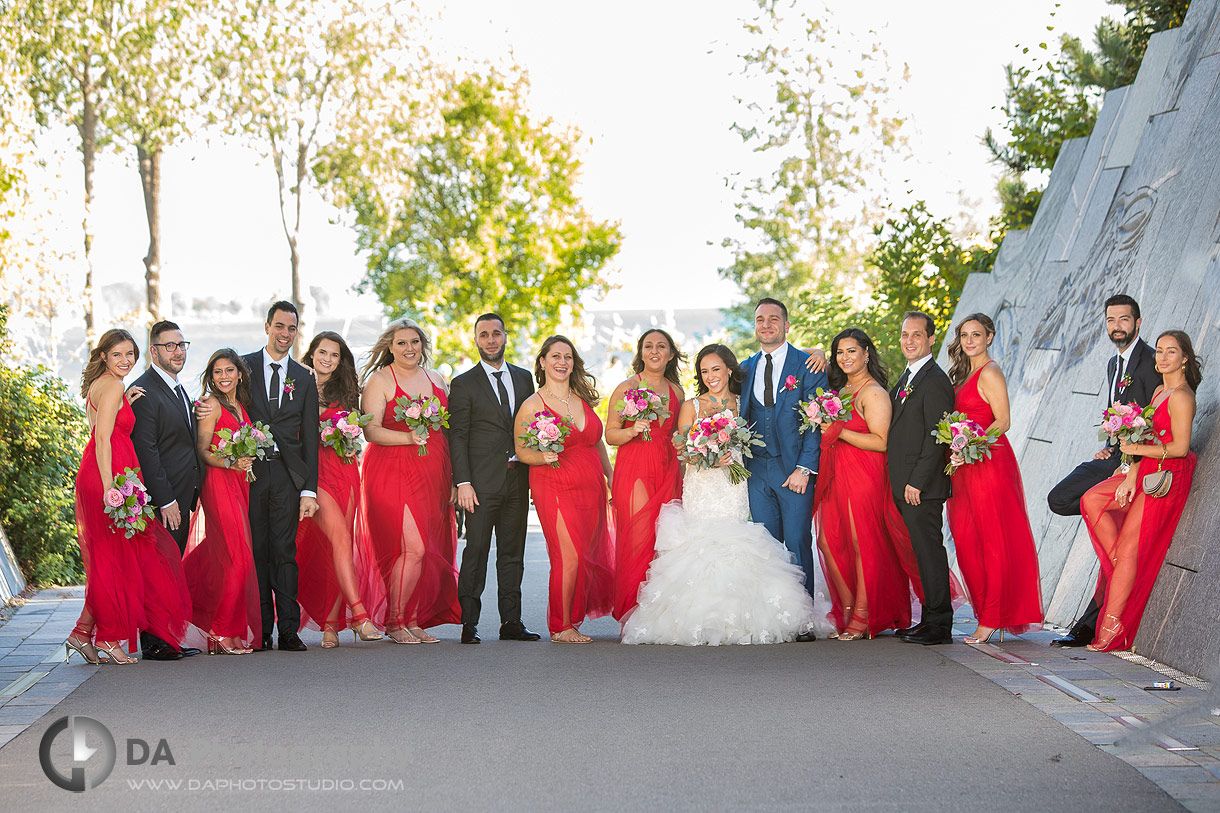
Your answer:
[621,344,832,646]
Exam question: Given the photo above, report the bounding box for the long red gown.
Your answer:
[946,362,1044,632]
[358,373,460,631]
[814,409,925,635]
[531,401,615,634]
[295,404,383,631]
[183,403,261,645]
[1082,393,1196,651]
[75,394,191,650]
[611,382,682,621]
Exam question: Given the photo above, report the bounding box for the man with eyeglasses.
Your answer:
[128,319,204,660]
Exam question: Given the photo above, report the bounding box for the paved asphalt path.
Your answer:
[0,530,1182,811]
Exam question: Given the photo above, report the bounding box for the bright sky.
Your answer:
[46,0,1113,323]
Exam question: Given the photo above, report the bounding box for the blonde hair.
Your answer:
[361,317,433,384]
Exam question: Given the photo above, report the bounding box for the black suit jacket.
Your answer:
[242,351,319,493]
[888,360,956,501]
[1107,338,1160,408]
[449,363,535,495]
[128,367,203,513]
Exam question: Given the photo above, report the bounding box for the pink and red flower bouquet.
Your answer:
[1096,402,1157,469]
[796,387,855,433]
[615,387,670,441]
[675,409,763,485]
[210,420,276,481]
[519,409,573,468]
[320,410,372,462]
[103,468,156,538]
[394,394,450,456]
[932,411,1001,475]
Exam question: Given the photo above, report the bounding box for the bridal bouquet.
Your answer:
[1096,402,1157,470]
[932,412,1001,475]
[211,420,276,481]
[796,388,855,433]
[320,410,372,462]
[677,409,763,485]
[615,387,670,441]
[394,394,449,456]
[103,468,156,538]
[519,409,573,468]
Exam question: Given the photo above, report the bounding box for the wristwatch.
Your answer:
[796,466,812,477]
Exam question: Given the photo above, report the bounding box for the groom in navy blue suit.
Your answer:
[739,298,827,640]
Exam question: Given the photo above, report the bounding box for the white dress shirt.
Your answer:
[456,361,518,488]
[1111,342,1137,403]
[752,341,791,405]
[150,363,192,510]
[901,353,933,387]
[261,348,315,500]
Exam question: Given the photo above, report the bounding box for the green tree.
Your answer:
[322,66,622,364]
[0,306,88,584]
[719,0,908,342]
[210,0,426,348]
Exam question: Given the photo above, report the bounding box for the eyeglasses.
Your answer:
[152,341,191,352]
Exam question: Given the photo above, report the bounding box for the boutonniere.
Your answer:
[782,375,798,392]
[1116,373,1132,394]
[898,382,914,403]
[283,378,296,401]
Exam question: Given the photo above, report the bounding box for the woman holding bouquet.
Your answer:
[621,344,820,646]
[67,329,191,664]
[1081,331,1201,652]
[813,329,924,639]
[515,336,615,643]
[359,319,460,644]
[185,349,262,654]
[605,329,685,621]
[295,332,383,647]
[946,314,1043,643]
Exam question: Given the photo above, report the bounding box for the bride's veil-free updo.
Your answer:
[693,344,746,396]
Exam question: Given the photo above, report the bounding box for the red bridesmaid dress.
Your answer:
[74,395,192,651]
[531,401,615,634]
[295,405,383,633]
[358,371,460,631]
[814,409,925,635]
[183,403,261,646]
[946,361,1044,633]
[612,382,682,621]
[1082,392,1196,651]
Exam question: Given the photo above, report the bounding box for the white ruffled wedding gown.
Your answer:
[621,454,830,646]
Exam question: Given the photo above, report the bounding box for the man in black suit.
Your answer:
[888,311,957,646]
[450,313,540,644]
[1047,293,1160,647]
[242,301,319,652]
[129,320,203,660]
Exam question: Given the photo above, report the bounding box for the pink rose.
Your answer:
[635,397,648,410]
[622,402,640,417]
[252,429,266,442]
[322,426,336,439]
[540,424,561,442]
[119,480,135,497]
[825,397,843,416]
[105,488,124,507]
[649,394,662,404]
[405,405,422,420]
[216,439,228,452]
[1101,417,1121,434]
[343,425,361,438]
[425,403,439,417]
[950,434,969,452]
[717,430,731,443]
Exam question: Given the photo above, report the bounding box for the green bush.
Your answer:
[0,306,87,584]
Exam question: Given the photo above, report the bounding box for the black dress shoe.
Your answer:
[1050,629,1093,648]
[794,631,818,643]
[254,634,274,652]
[461,624,481,644]
[141,643,184,661]
[179,647,202,657]
[895,621,926,637]
[901,628,952,645]
[278,632,307,651]
[499,622,541,641]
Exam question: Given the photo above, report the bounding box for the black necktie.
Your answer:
[493,371,512,422]
[174,384,192,427]
[269,362,281,409]
[763,353,775,408]
[896,368,911,398]
[1113,355,1125,404]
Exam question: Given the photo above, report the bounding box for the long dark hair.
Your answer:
[303,331,360,411]
[694,344,745,396]
[1157,330,1204,391]
[534,335,599,406]
[80,329,139,398]
[200,348,252,419]
[828,328,889,390]
[631,328,686,389]
[947,312,996,388]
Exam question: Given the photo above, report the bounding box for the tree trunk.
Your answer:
[80,81,97,350]
[138,142,162,329]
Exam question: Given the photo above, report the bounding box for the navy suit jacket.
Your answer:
[739,344,828,474]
